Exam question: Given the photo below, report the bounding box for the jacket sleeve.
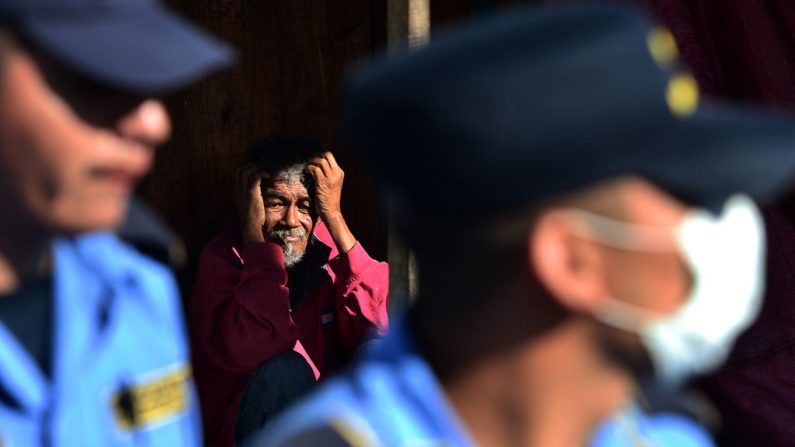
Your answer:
[326,242,389,353]
[192,242,300,373]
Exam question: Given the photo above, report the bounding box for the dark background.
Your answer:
[141,0,795,294]
[141,0,390,292]
[139,0,535,294]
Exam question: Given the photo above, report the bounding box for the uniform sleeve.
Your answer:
[326,242,389,353]
[272,424,358,447]
[191,242,299,373]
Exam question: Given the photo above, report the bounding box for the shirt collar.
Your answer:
[370,317,477,446]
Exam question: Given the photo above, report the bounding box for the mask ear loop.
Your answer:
[594,298,664,333]
[560,208,687,332]
[563,210,689,447]
[562,208,683,254]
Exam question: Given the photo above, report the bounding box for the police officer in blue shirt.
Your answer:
[0,0,233,445]
[253,4,795,447]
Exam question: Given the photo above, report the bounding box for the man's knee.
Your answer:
[235,350,316,443]
[248,350,316,393]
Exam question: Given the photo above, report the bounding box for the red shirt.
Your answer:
[189,221,389,447]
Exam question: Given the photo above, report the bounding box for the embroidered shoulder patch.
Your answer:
[110,364,191,431]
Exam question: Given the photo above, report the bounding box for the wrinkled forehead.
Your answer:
[263,173,311,200]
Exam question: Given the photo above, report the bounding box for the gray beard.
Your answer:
[282,243,306,267]
[268,227,308,267]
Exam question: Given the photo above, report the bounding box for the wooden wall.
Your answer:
[138,0,547,297]
[431,0,542,29]
[139,0,387,293]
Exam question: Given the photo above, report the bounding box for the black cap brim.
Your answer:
[630,103,795,213]
[22,5,235,93]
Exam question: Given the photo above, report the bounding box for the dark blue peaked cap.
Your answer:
[0,0,235,93]
[343,4,795,220]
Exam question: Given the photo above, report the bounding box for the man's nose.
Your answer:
[116,99,172,147]
[283,204,300,228]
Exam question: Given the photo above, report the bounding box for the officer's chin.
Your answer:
[45,196,129,236]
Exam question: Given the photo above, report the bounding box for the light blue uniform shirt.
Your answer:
[0,232,200,446]
[257,319,714,447]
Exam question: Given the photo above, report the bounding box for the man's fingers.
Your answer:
[307,164,323,178]
[248,175,261,193]
[238,168,253,197]
[323,151,340,171]
[307,164,325,181]
[309,157,332,177]
[240,166,269,189]
[312,151,342,177]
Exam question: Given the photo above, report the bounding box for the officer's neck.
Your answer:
[442,317,633,447]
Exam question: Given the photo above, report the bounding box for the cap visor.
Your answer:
[24,5,235,93]
[633,104,795,211]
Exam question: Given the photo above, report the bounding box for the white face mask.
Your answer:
[566,194,766,388]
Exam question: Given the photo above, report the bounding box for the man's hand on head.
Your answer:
[307,151,357,253]
[237,164,270,245]
[307,152,344,221]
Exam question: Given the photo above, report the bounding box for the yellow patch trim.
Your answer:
[328,418,377,447]
[647,27,679,66]
[111,365,190,431]
[666,73,699,118]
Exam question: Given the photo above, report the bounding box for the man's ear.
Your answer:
[530,210,609,314]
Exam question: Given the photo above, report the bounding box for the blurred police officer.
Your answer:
[254,4,795,447]
[0,0,233,445]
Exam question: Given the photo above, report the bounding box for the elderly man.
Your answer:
[254,4,795,447]
[0,0,233,445]
[190,133,388,446]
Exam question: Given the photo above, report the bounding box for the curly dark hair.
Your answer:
[242,132,322,192]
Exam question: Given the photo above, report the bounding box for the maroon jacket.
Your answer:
[189,221,389,447]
